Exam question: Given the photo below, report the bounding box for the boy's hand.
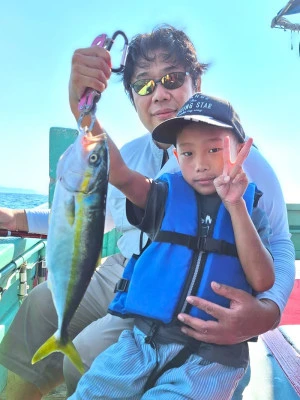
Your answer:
[214,137,253,205]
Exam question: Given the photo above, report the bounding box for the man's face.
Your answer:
[174,124,241,195]
[131,51,198,139]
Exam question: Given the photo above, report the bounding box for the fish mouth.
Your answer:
[83,130,107,142]
[81,131,107,153]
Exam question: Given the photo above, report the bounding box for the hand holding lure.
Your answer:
[77,31,128,132]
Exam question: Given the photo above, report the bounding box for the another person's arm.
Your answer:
[25,209,50,235]
[0,207,50,235]
[0,208,28,231]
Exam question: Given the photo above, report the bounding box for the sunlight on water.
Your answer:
[0,193,48,209]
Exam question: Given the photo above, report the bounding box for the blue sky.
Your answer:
[1,1,299,203]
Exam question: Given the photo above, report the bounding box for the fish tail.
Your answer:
[31,334,85,374]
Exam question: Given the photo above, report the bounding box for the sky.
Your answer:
[0,0,299,203]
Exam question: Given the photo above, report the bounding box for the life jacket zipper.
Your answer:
[173,192,217,319]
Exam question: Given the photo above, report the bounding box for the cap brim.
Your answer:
[152,115,233,145]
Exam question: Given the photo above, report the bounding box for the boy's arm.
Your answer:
[226,199,274,292]
[214,136,274,292]
[79,116,151,209]
[106,132,151,210]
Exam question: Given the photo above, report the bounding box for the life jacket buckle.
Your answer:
[114,278,130,293]
[195,225,209,251]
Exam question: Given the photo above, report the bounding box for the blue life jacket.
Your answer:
[109,172,256,324]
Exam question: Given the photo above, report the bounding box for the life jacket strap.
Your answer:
[154,230,238,257]
[143,343,196,392]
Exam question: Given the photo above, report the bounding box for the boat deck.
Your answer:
[43,384,67,400]
[0,384,67,399]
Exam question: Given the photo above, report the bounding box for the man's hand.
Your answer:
[69,46,112,120]
[178,282,280,345]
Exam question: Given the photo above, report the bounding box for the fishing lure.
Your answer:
[77,31,128,132]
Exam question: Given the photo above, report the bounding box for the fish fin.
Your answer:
[31,334,85,374]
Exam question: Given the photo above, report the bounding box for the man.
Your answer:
[0,25,295,399]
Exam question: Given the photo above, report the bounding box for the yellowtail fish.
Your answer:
[32,131,109,373]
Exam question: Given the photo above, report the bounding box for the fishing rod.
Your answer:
[0,229,47,239]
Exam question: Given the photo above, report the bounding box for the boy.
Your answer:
[69,92,274,400]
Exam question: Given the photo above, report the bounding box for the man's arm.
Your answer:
[244,143,296,314]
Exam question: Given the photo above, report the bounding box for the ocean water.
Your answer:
[0,192,48,209]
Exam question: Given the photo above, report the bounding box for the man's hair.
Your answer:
[120,24,209,105]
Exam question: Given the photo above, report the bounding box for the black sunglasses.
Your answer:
[130,72,189,96]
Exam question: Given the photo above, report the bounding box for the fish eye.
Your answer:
[89,153,99,164]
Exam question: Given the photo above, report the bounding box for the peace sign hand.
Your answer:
[214,136,253,206]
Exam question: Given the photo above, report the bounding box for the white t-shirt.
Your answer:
[26,133,295,314]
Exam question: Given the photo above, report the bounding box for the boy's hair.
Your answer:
[120,24,209,105]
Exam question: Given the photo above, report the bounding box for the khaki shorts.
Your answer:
[0,253,134,395]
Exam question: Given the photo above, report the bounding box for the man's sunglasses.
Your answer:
[130,72,189,96]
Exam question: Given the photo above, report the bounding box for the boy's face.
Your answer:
[130,50,198,137]
[174,123,242,195]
